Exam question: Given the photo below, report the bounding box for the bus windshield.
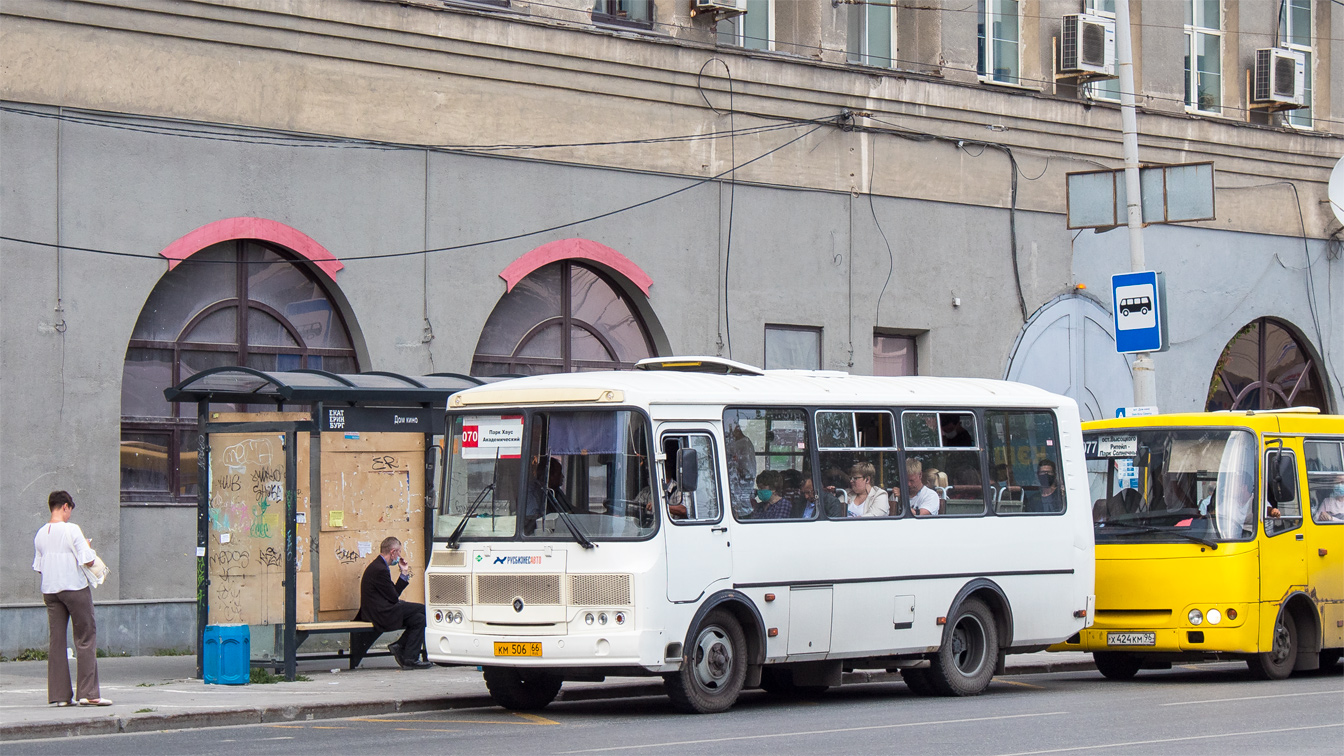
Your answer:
[437,410,655,542]
[1085,428,1257,543]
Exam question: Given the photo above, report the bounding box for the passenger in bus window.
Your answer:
[940,415,974,447]
[906,458,939,516]
[798,475,847,519]
[845,462,890,517]
[1023,459,1063,513]
[1314,476,1344,522]
[753,470,791,519]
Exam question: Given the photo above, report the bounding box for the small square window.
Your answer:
[873,333,917,376]
[765,325,821,370]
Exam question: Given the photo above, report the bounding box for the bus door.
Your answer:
[1303,438,1344,648]
[1259,443,1307,611]
[659,428,733,602]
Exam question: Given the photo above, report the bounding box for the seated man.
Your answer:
[1317,476,1344,522]
[1023,459,1064,513]
[906,458,939,516]
[358,537,431,670]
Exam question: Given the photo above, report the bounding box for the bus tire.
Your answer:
[482,667,563,711]
[1247,609,1297,681]
[665,610,747,713]
[927,598,998,696]
[900,668,939,697]
[1093,652,1142,680]
[759,667,828,698]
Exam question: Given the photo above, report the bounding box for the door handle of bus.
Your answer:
[1296,534,1303,541]
[711,526,728,533]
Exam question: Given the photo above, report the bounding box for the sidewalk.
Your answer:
[0,651,1096,742]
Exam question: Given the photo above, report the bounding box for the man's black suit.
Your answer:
[357,554,425,664]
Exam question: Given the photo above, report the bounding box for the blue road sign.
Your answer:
[1112,271,1168,353]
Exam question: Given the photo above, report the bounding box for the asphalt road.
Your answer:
[10,662,1342,755]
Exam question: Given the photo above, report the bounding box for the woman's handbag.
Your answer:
[83,553,109,587]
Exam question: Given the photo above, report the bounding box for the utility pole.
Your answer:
[1114,0,1157,408]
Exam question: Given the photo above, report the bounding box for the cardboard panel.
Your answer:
[206,425,314,625]
[318,433,427,613]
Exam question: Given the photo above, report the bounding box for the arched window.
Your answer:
[121,240,358,501]
[471,260,655,376]
[1205,317,1327,412]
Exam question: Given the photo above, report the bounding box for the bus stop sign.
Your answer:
[1112,270,1168,353]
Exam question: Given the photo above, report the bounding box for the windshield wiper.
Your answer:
[447,483,495,550]
[1098,523,1218,550]
[548,489,595,549]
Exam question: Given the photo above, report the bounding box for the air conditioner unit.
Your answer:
[1253,48,1306,106]
[691,0,747,17]
[1060,14,1115,76]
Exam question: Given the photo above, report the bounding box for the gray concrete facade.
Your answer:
[1,0,1341,654]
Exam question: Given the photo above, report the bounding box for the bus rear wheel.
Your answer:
[927,598,998,696]
[482,667,563,711]
[1247,609,1297,681]
[665,610,747,713]
[1093,652,1143,680]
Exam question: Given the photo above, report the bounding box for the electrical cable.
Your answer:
[0,120,830,265]
[868,135,896,330]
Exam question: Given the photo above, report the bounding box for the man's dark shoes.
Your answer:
[388,642,404,668]
[403,658,433,670]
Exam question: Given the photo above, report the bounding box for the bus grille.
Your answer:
[568,574,632,606]
[476,574,562,605]
[428,574,468,605]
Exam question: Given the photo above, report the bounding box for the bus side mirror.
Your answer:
[677,448,699,493]
[1267,452,1296,505]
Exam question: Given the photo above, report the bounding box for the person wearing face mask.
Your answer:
[1317,477,1344,522]
[1023,459,1064,513]
[752,470,793,519]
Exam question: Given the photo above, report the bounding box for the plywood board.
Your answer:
[206,427,314,625]
[317,433,426,613]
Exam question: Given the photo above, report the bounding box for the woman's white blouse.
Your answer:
[33,522,95,594]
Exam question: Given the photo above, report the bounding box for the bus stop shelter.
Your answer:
[165,367,494,679]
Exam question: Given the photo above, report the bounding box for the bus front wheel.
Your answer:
[482,667,563,711]
[665,609,747,713]
[927,598,998,696]
[1093,652,1143,680]
[1247,610,1297,681]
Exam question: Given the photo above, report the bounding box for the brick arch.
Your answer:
[157,217,344,280]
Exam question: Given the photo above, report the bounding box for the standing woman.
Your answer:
[32,490,111,706]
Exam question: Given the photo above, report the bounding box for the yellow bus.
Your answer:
[1053,410,1343,680]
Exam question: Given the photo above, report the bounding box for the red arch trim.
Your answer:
[157,217,344,280]
[500,238,652,296]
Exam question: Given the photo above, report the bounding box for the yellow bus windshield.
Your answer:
[1085,428,1258,543]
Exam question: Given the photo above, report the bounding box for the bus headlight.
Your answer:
[585,613,595,625]
[1206,609,1221,625]
[434,610,444,623]
[614,612,626,625]
[598,612,608,625]
[1188,609,1203,626]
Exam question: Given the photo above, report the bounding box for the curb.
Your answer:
[0,660,1098,742]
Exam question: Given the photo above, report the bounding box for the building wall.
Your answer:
[1,0,1340,649]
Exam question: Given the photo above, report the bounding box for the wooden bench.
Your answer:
[293,621,387,669]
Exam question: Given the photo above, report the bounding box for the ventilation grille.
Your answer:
[1273,55,1296,99]
[430,551,465,567]
[428,574,468,605]
[1080,21,1106,68]
[476,574,562,605]
[568,574,633,606]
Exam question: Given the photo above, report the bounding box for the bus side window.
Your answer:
[901,411,986,516]
[662,433,723,522]
[1264,448,1302,536]
[1305,440,1344,525]
[985,410,1064,515]
[817,410,900,519]
[724,408,812,522]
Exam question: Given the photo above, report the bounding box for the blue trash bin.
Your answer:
[203,624,250,685]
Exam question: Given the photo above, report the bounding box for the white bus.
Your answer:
[425,357,1095,713]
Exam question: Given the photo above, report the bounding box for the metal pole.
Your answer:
[195,402,210,680]
[283,430,298,681]
[1114,0,1157,408]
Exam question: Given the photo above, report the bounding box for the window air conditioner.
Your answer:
[1060,14,1115,76]
[691,0,747,16]
[1253,48,1306,106]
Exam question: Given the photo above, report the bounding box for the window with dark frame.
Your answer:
[120,240,359,502]
[593,0,654,29]
[1204,318,1327,412]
